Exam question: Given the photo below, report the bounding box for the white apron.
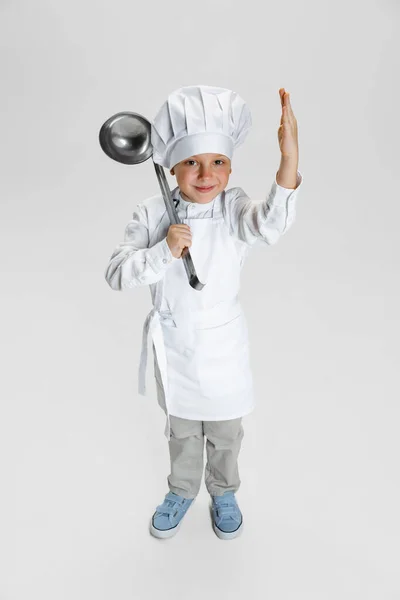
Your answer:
[138,191,254,440]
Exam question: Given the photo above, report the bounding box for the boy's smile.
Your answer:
[170,153,232,204]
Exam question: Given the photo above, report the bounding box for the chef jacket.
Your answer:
[105,170,303,290]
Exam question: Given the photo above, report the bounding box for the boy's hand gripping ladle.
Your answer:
[99,111,205,291]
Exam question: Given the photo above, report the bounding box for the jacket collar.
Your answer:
[171,185,222,209]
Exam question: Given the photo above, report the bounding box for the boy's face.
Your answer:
[170,153,232,204]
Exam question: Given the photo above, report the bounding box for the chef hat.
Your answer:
[151,85,252,169]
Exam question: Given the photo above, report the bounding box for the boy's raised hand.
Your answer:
[278,88,299,159]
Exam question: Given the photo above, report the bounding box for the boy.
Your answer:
[105,85,302,540]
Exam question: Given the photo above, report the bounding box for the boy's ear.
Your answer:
[170,168,175,176]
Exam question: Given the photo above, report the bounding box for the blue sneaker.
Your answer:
[211,491,243,540]
[150,492,195,539]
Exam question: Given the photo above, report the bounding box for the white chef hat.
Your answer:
[151,85,252,169]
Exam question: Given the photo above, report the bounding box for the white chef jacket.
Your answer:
[105,170,303,291]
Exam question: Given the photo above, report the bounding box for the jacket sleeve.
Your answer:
[104,203,177,291]
[227,170,303,246]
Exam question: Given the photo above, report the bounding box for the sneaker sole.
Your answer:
[212,519,243,540]
[149,498,195,539]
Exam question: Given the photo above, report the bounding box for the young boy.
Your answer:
[105,85,302,540]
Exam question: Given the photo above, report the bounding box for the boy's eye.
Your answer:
[185,159,224,166]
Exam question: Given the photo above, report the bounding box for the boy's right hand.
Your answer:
[166,224,192,259]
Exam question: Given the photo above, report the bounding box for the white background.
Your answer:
[1,0,399,598]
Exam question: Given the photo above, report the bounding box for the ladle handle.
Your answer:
[153,162,205,290]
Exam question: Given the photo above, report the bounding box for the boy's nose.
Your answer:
[199,166,212,178]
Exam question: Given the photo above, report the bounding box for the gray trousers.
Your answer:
[167,415,244,499]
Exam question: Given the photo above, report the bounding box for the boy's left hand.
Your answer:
[278,88,299,159]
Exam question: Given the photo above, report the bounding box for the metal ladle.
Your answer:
[99,111,205,291]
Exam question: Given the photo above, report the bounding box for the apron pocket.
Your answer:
[161,320,200,395]
[196,313,252,398]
